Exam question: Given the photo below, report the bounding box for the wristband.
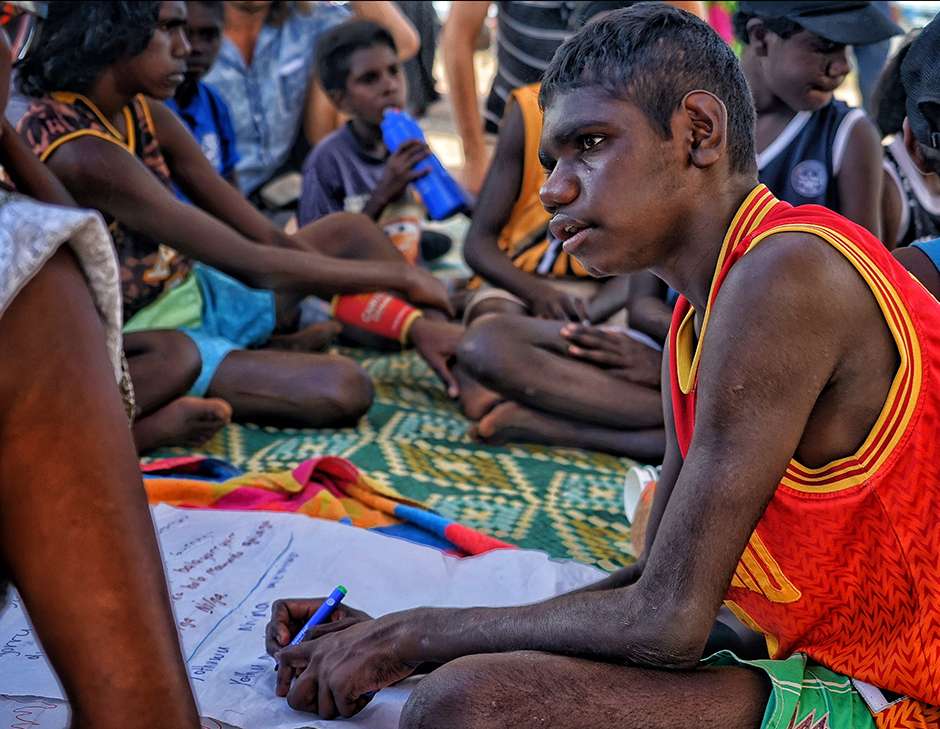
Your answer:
[331,293,423,346]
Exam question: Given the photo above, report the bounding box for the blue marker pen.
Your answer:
[274,585,346,670]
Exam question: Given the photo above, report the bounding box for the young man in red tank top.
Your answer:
[267,5,940,728]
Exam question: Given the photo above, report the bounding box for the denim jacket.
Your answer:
[203,2,350,195]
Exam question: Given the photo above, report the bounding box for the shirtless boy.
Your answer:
[267,6,940,728]
[17,0,461,431]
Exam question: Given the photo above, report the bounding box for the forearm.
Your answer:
[442,18,486,169]
[629,297,674,343]
[349,1,420,60]
[391,586,698,670]
[465,234,557,305]
[587,276,632,323]
[0,121,77,207]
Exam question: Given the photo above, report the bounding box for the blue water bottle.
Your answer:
[381,108,469,220]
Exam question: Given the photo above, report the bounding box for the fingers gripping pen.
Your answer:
[274,585,346,670]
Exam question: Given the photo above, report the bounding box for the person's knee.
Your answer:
[457,317,519,386]
[306,357,374,425]
[400,655,498,729]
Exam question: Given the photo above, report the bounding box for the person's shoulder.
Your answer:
[724,225,872,321]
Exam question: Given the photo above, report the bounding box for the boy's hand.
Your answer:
[265,598,373,657]
[401,266,454,317]
[376,140,432,202]
[274,615,418,719]
[528,289,590,322]
[561,324,662,388]
[408,317,464,398]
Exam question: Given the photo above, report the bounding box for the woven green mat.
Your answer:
[146,349,640,572]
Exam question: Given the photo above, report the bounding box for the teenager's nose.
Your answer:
[174,28,193,58]
[826,48,851,78]
[539,164,578,211]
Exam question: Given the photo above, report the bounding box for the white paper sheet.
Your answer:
[0,505,603,728]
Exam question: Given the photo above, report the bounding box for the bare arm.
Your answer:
[881,166,902,250]
[463,102,555,301]
[273,233,861,719]
[44,135,433,303]
[627,271,673,344]
[441,1,491,194]
[349,1,420,60]
[149,99,289,247]
[836,116,884,240]
[0,120,76,207]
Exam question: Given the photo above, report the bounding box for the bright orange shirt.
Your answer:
[669,186,940,725]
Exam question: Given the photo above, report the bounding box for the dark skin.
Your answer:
[0,24,200,729]
[43,2,462,416]
[327,42,432,222]
[173,1,238,188]
[464,100,629,323]
[740,20,884,240]
[266,84,899,727]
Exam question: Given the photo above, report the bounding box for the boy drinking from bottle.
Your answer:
[298,20,451,264]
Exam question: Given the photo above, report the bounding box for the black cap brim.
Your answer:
[787,5,902,46]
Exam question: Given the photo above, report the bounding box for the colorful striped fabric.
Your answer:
[141,455,514,557]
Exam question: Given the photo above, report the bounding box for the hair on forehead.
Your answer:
[190,0,225,21]
[316,20,398,94]
[540,3,757,175]
[17,0,162,97]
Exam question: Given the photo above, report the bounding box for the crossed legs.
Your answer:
[456,316,666,459]
[400,651,769,729]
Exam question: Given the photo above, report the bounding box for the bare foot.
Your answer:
[469,401,559,446]
[453,363,504,420]
[133,397,232,454]
[265,321,341,352]
[469,401,667,459]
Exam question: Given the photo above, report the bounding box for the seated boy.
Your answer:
[875,35,940,249]
[17,1,463,426]
[167,0,239,189]
[0,14,200,727]
[735,1,899,241]
[298,20,450,265]
[267,7,940,728]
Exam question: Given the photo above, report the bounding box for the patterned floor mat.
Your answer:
[145,349,640,572]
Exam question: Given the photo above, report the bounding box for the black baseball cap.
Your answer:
[738,1,901,46]
[902,16,940,150]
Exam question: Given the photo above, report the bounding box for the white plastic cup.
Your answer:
[623,464,661,522]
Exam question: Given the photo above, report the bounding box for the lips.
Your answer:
[549,215,595,253]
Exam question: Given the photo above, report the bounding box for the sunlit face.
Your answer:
[184,1,224,82]
[538,85,690,277]
[113,1,191,101]
[758,28,851,112]
[336,43,407,125]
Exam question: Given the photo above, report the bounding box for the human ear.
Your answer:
[329,88,352,116]
[680,91,726,170]
[904,118,933,176]
[746,18,770,57]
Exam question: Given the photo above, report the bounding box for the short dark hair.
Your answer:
[540,3,757,175]
[17,1,161,98]
[189,1,225,22]
[732,10,804,44]
[316,20,397,94]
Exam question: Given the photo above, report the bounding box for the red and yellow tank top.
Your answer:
[18,92,192,319]
[669,185,940,721]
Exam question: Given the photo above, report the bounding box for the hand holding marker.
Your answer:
[274,585,346,670]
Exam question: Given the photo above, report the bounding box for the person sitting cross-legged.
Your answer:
[267,7,940,729]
